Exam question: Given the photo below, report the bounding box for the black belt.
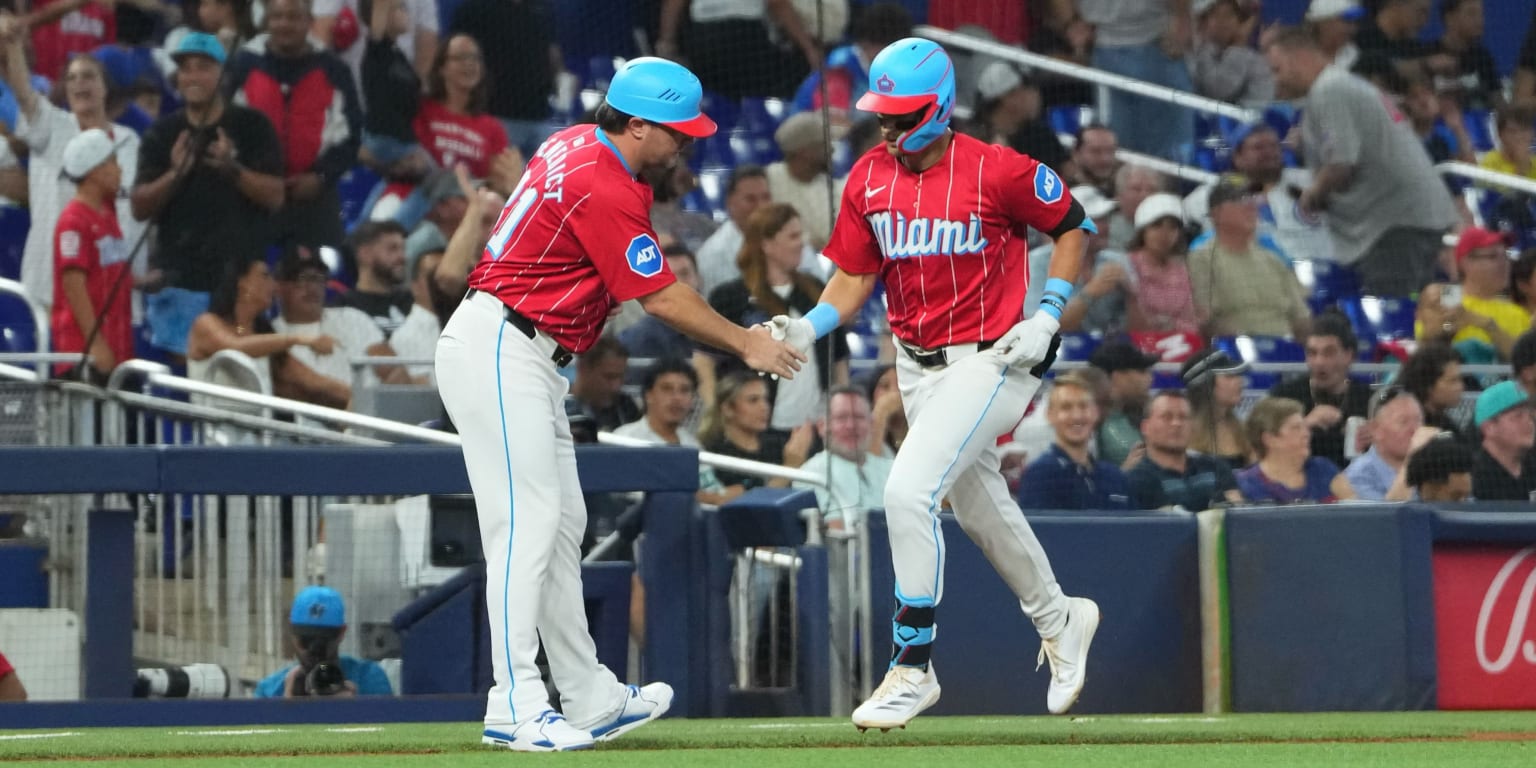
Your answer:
[467,289,575,368]
[898,338,996,368]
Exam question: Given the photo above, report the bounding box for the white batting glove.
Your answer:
[995,312,1060,369]
[767,315,816,355]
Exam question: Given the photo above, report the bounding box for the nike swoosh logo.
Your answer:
[864,185,886,199]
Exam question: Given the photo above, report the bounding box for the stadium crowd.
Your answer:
[0,0,1535,510]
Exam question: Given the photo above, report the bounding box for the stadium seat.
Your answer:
[1217,335,1304,390]
[0,206,28,281]
[337,166,382,232]
[1357,295,1417,341]
[586,55,622,90]
[1463,108,1494,153]
[1292,258,1359,302]
[1047,104,1096,138]
[0,292,38,353]
[1056,332,1101,363]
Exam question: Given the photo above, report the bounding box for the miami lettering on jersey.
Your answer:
[867,211,987,260]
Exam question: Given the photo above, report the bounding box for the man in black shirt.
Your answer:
[1355,0,1436,69]
[1471,381,1536,501]
[1128,391,1243,511]
[131,32,284,358]
[1268,311,1373,469]
[338,220,412,337]
[570,336,641,434]
[1428,0,1502,111]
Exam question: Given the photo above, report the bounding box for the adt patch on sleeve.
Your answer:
[625,234,664,278]
[1034,164,1063,205]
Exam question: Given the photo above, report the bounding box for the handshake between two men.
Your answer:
[759,311,1062,370]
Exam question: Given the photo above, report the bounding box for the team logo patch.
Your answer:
[59,231,81,259]
[626,234,664,278]
[876,74,896,93]
[1034,165,1063,205]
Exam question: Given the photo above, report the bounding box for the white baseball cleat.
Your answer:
[572,682,674,743]
[1038,596,1100,715]
[481,710,594,752]
[851,664,941,732]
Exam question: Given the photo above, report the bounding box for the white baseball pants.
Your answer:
[436,291,623,727]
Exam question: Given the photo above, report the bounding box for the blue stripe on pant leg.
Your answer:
[493,321,517,721]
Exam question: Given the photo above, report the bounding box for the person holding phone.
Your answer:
[1414,228,1530,363]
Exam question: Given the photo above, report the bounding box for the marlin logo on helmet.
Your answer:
[856,38,956,154]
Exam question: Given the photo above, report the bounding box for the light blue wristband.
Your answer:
[1044,277,1074,303]
[805,302,840,340]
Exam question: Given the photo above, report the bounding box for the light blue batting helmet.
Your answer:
[603,57,718,138]
[855,37,955,154]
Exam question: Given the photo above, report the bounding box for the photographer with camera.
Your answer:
[254,586,393,698]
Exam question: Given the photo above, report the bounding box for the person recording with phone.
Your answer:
[1414,228,1529,364]
[254,586,393,698]
[131,31,284,361]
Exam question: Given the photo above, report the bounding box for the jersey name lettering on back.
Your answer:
[867,211,987,260]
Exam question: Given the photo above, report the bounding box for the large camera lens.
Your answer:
[305,662,348,696]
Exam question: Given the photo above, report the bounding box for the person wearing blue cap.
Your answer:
[131,30,284,359]
[253,586,393,697]
[1471,380,1536,501]
[436,56,803,752]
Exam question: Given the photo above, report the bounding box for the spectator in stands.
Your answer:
[1355,0,1435,74]
[1519,10,1536,105]
[1269,310,1372,469]
[1305,0,1363,70]
[1128,390,1244,510]
[1185,124,1331,264]
[1189,174,1312,339]
[0,648,24,701]
[1406,434,1474,501]
[619,243,703,363]
[1479,104,1536,183]
[338,221,412,337]
[1106,164,1166,252]
[315,0,437,84]
[1399,341,1473,445]
[1514,330,1536,395]
[1026,186,1133,335]
[1190,0,1274,106]
[705,203,849,429]
[1512,250,1536,320]
[186,252,349,408]
[1238,396,1358,503]
[1265,26,1458,297]
[255,586,393,697]
[1069,124,1119,195]
[646,160,719,254]
[1344,387,1442,501]
[790,1,912,123]
[697,165,771,293]
[1183,347,1253,470]
[1078,0,1194,161]
[1125,193,1200,335]
[1416,229,1529,364]
[1018,371,1132,511]
[1471,380,1536,500]
[967,61,1068,174]
[352,0,431,225]
[614,358,742,506]
[52,129,132,382]
[657,0,819,101]
[1401,72,1478,166]
[3,16,143,322]
[793,386,894,529]
[402,171,465,279]
[386,247,439,383]
[131,32,283,360]
[766,111,842,252]
[416,33,521,196]
[863,364,906,458]
[570,337,642,433]
[1088,340,1159,469]
[161,0,256,65]
[1427,0,1500,111]
[226,0,361,252]
[273,244,404,389]
[23,0,116,81]
[700,372,814,490]
[448,0,557,158]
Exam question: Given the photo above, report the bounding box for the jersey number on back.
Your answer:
[487,185,540,260]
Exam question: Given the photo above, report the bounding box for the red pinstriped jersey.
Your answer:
[824,131,1074,350]
[469,124,676,353]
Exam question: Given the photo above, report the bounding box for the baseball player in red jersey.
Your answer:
[435,58,804,752]
[769,38,1101,730]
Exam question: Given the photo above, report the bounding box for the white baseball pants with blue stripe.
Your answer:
[436,291,623,728]
[886,349,1070,639]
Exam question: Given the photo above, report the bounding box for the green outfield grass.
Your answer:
[1,712,1533,766]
